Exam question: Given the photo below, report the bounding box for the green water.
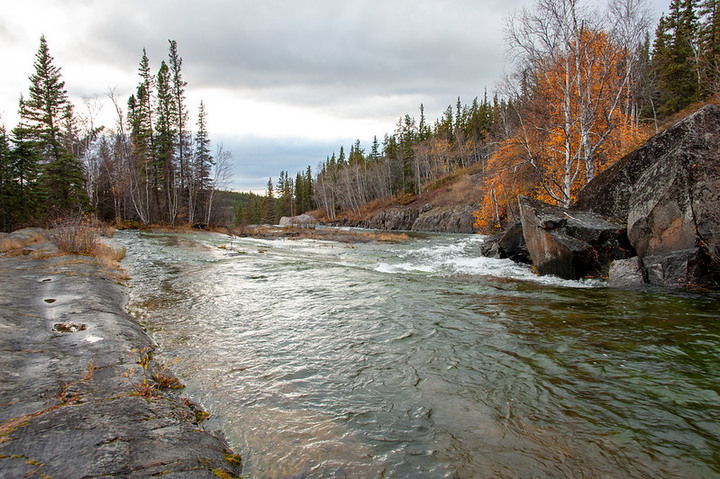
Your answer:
[115,229,720,478]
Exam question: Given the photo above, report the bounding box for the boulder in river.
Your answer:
[518,196,635,280]
[608,257,646,288]
[480,221,531,264]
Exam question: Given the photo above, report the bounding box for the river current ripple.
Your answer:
[114,229,720,478]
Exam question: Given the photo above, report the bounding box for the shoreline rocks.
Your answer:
[279,214,318,228]
[518,197,634,280]
[0,241,241,477]
[482,104,720,289]
[352,204,478,233]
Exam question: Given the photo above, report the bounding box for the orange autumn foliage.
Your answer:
[474,29,652,232]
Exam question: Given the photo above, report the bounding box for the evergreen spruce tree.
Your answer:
[418,104,431,140]
[0,124,12,231]
[369,136,381,163]
[22,35,87,216]
[261,177,276,224]
[137,49,155,144]
[305,166,313,211]
[155,60,178,222]
[294,172,303,214]
[8,97,44,227]
[194,101,214,193]
[168,40,191,202]
[652,0,703,116]
[699,0,720,94]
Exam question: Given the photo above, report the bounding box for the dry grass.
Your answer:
[0,238,24,253]
[48,219,100,255]
[48,217,126,264]
[0,230,46,253]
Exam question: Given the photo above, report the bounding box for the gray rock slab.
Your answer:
[0,254,241,478]
[519,196,634,280]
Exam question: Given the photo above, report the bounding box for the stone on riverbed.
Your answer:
[279,214,318,228]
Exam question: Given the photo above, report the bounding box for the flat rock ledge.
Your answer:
[0,250,241,478]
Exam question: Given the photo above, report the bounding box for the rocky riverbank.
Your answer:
[482,103,720,289]
[0,231,241,478]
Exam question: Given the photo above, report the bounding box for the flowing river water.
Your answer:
[113,229,720,478]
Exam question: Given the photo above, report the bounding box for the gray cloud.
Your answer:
[82,0,514,112]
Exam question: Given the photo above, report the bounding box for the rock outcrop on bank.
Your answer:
[279,214,318,228]
[482,104,720,289]
[350,204,477,233]
[0,236,241,477]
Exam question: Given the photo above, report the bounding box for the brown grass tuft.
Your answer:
[48,216,126,264]
[0,230,46,253]
[48,217,100,255]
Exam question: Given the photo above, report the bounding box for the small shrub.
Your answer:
[224,453,242,468]
[124,348,184,399]
[49,216,126,263]
[211,468,240,479]
[182,397,211,423]
[151,358,185,390]
[49,217,99,255]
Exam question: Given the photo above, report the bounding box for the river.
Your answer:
[113,229,720,478]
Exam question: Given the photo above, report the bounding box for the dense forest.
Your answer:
[1,0,718,233]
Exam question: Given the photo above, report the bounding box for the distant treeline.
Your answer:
[234,168,315,225]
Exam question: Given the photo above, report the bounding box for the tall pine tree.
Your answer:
[22,35,87,216]
[155,60,178,223]
[699,0,720,94]
[168,40,190,207]
[653,0,703,116]
[0,124,12,231]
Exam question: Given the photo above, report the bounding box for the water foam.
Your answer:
[374,235,604,288]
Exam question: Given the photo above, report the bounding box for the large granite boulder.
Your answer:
[519,196,635,279]
[480,221,532,264]
[575,104,720,287]
[279,214,318,228]
[608,257,645,288]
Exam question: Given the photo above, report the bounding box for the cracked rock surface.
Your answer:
[0,251,241,478]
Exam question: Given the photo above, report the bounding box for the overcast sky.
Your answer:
[2,0,670,192]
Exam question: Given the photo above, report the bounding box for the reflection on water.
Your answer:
[114,230,720,478]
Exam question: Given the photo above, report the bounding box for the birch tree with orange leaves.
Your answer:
[508,0,650,205]
[474,0,652,230]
